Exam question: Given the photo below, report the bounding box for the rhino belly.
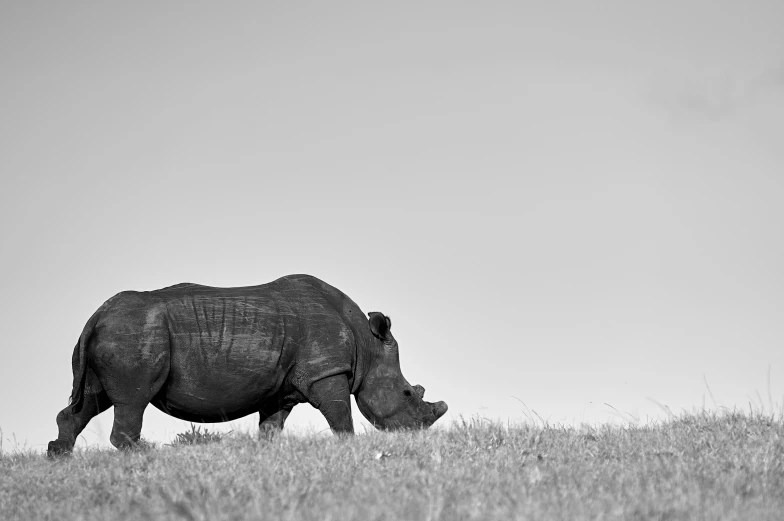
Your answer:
[151,381,277,422]
[151,333,288,422]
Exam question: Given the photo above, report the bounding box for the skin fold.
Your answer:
[48,274,447,455]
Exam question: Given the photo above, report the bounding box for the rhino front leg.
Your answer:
[309,375,353,434]
[258,403,293,438]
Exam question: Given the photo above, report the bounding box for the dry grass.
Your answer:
[2,411,783,520]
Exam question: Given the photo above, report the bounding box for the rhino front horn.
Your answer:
[432,401,448,420]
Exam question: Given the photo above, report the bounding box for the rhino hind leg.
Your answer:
[104,369,168,449]
[91,329,169,449]
[109,404,148,449]
[47,389,111,457]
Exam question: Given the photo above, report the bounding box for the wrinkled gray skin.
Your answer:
[48,274,447,456]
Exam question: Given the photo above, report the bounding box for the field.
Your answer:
[2,412,783,520]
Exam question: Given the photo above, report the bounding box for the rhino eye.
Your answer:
[404,390,413,397]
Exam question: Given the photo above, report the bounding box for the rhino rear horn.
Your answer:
[368,312,391,340]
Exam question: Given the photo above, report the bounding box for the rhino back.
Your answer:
[160,286,289,388]
[146,276,362,416]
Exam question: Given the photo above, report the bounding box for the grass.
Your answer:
[171,424,229,446]
[1,411,783,520]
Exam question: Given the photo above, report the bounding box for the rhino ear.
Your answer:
[368,312,391,340]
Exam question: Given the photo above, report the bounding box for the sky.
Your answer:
[1,1,783,451]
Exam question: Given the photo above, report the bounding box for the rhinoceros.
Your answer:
[47,274,447,455]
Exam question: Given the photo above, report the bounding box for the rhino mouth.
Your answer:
[376,400,449,431]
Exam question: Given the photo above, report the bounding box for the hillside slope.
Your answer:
[2,412,783,520]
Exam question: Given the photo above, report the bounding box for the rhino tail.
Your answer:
[67,312,100,414]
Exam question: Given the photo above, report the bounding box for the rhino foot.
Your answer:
[47,440,74,458]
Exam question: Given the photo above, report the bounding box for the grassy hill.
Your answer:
[2,412,783,520]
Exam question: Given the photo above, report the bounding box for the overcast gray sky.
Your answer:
[1,1,783,450]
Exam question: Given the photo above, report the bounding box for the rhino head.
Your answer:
[354,312,448,430]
